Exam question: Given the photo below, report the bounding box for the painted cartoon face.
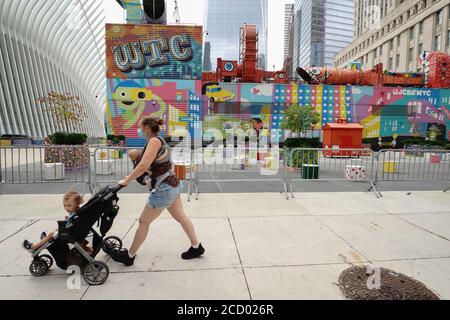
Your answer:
[113,85,153,109]
[112,80,153,130]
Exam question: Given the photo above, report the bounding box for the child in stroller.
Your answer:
[22,191,92,254]
[22,185,124,285]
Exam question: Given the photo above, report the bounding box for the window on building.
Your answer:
[390,38,394,51]
[397,36,401,46]
[410,27,415,39]
[447,30,450,48]
[436,10,443,26]
[374,48,377,58]
[396,54,400,68]
[434,34,442,51]
[418,42,423,55]
[380,45,383,55]
[409,48,414,62]
[419,21,424,34]
[389,57,393,70]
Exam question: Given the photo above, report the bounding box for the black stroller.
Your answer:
[26,185,124,285]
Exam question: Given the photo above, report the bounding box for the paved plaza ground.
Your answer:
[0,189,449,300]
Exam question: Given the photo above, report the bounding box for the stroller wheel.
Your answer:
[102,236,123,255]
[39,254,54,269]
[83,261,109,286]
[29,259,48,277]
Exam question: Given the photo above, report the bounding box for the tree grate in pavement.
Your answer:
[338,266,440,300]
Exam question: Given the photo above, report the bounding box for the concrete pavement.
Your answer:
[0,190,449,300]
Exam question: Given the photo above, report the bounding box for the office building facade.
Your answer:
[335,0,450,72]
[292,0,354,71]
[0,0,106,138]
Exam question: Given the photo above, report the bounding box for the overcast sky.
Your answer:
[103,0,286,70]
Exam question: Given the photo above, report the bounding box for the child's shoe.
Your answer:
[40,232,47,240]
[22,240,36,254]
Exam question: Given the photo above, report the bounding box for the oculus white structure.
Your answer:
[0,0,106,138]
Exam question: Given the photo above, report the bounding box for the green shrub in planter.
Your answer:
[48,132,87,145]
[284,137,320,168]
[288,148,319,168]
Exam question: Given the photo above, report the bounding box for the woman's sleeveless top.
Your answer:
[143,136,180,189]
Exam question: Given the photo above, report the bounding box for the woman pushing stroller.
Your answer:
[112,116,205,266]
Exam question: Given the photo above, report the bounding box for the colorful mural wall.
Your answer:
[106,24,203,146]
[204,83,450,140]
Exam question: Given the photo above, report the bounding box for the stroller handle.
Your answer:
[113,184,125,193]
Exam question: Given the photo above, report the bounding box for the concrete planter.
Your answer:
[44,145,89,170]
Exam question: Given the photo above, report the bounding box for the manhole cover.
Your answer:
[338,266,440,300]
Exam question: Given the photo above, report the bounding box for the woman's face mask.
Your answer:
[137,128,146,138]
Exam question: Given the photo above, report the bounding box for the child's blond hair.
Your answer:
[63,190,83,207]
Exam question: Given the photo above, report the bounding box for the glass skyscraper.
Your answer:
[293,0,353,71]
[204,0,268,70]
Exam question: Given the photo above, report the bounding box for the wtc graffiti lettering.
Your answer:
[111,33,193,73]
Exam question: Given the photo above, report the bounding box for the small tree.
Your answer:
[282,105,321,137]
[282,105,321,168]
[37,92,86,132]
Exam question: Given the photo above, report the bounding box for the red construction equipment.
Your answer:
[203,24,287,84]
[296,64,424,87]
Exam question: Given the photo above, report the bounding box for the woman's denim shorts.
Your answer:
[147,181,183,209]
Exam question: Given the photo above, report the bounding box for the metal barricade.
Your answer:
[374,149,450,196]
[92,146,197,201]
[284,147,379,198]
[190,146,287,200]
[0,146,92,193]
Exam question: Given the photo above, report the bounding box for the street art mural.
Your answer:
[106,79,202,146]
[205,83,450,140]
[106,24,203,80]
[106,23,203,146]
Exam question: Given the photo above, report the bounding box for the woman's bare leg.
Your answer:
[129,206,164,256]
[167,196,199,246]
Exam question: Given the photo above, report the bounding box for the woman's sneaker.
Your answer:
[181,243,205,260]
[110,249,135,266]
[22,240,36,254]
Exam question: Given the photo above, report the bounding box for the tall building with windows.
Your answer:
[203,42,213,72]
[284,1,295,59]
[0,0,106,138]
[335,0,450,72]
[292,0,354,71]
[204,0,268,70]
